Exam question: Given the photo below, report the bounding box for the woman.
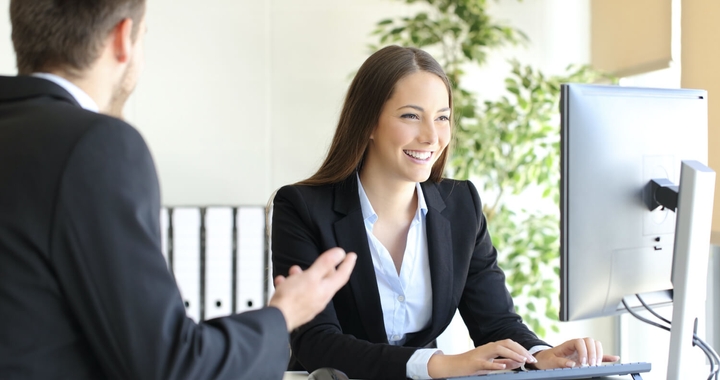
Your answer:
[271,45,618,380]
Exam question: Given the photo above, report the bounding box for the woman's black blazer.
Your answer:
[271,175,547,380]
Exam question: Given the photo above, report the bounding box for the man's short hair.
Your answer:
[10,0,146,76]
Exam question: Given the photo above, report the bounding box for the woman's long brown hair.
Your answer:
[298,45,453,186]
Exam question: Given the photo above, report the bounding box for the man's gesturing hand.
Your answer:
[269,248,357,331]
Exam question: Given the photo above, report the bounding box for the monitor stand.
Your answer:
[666,160,715,379]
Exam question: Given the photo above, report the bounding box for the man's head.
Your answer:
[10,0,147,117]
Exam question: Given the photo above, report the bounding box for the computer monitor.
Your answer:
[559,84,715,379]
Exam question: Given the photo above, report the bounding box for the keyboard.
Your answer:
[446,362,651,380]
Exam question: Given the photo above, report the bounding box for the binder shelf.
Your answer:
[160,206,268,321]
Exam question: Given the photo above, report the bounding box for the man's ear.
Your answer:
[110,18,134,63]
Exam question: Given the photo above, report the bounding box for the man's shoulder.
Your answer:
[1,76,137,141]
[0,75,77,106]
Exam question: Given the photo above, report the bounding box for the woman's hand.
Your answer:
[533,337,620,369]
[427,339,537,378]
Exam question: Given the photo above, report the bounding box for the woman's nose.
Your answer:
[419,119,439,144]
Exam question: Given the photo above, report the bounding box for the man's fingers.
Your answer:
[306,247,347,277]
[274,275,286,287]
[288,265,303,275]
[325,252,356,288]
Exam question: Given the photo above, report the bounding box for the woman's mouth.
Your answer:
[404,150,432,161]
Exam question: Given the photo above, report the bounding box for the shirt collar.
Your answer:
[31,73,99,113]
[416,183,428,215]
[356,173,428,225]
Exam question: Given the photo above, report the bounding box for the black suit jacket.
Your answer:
[0,76,289,380]
[272,176,548,380]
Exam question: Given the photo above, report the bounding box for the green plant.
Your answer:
[371,0,526,84]
[371,0,525,133]
[372,0,613,336]
[450,62,613,335]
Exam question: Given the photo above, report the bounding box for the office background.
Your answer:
[1,1,718,379]
[0,0,593,207]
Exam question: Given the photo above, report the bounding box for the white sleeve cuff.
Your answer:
[406,348,443,380]
[528,345,552,355]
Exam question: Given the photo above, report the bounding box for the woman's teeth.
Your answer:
[404,150,431,160]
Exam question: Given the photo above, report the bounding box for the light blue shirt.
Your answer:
[358,176,551,379]
[31,73,99,112]
[357,176,440,380]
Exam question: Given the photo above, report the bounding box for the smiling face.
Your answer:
[362,70,451,185]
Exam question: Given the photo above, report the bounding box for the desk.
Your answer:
[282,371,638,380]
[283,372,310,380]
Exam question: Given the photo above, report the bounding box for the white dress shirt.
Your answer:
[358,176,551,379]
[31,73,99,112]
[357,176,440,380]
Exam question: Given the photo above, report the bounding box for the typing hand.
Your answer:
[533,337,620,369]
[427,339,537,378]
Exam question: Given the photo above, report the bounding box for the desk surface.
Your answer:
[282,372,635,380]
[283,373,310,380]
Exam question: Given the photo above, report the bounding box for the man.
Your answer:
[0,1,356,379]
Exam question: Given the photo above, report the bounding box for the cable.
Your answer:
[694,337,720,380]
[696,339,720,380]
[635,297,719,380]
[621,298,670,332]
[625,296,720,380]
[635,294,671,325]
[621,299,718,380]
[696,342,718,380]
[635,295,720,380]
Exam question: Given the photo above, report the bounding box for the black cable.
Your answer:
[621,299,717,380]
[635,294,720,379]
[635,294,671,325]
[628,296,720,380]
[621,298,670,332]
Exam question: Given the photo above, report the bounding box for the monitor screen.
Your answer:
[559,84,708,322]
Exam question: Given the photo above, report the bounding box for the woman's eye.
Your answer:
[401,113,419,120]
[437,115,450,121]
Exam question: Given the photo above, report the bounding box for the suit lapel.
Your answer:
[332,177,388,344]
[421,182,454,340]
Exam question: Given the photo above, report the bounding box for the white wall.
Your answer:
[0,0,590,207]
[0,0,12,74]
[125,0,415,206]
[470,0,591,100]
[0,0,415,205]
